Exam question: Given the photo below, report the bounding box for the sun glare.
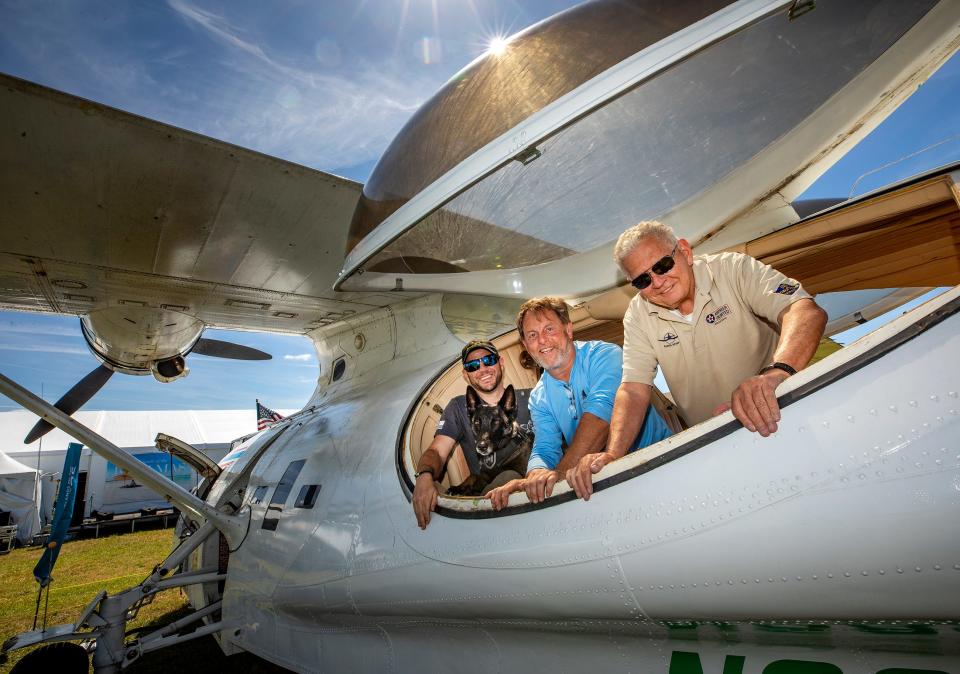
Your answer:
[487,36,507,56]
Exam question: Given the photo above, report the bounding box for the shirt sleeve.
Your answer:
[621,300,659,385]
[434,398,463,441]
[735,253,812,325]
[526,391,563,472]
[581,342,622,423]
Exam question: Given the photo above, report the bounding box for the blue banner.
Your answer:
[33,442,82,587]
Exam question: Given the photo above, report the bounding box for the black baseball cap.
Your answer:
[461,340,499,364]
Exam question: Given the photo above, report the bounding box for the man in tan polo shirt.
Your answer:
[565,220,827,500]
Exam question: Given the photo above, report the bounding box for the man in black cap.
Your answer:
[412,340,532,529]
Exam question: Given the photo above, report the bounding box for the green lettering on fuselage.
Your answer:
[762,661,842,674]
[669,651,745,674]
[668,652,950,674]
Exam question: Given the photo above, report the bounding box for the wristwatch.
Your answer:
[758,362,797,377]
[414,468,435,480]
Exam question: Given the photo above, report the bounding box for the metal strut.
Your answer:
[3,523,227,672]
[0,370,247,546]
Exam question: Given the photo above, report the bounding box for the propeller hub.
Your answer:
[151,355,189,383]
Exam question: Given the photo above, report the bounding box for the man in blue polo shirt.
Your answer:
[487,297,672,510]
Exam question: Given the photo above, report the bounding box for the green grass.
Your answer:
[0,529,288,673]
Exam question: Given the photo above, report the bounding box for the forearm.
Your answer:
[416,448,444,477]
[774,299,828,370]
[605,383,652,460]
[555,412,608,473]
[417,434,455,477]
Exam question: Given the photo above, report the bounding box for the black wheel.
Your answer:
[10,643,89,674]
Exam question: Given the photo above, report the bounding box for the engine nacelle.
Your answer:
[80,306,202,382]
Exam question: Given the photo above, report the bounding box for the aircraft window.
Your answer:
[363,0,933,274]
[262,459,305,531]
[401,321,685,500]
[294,484,321,509]
[250,485,268,505]
[332,357,346,382]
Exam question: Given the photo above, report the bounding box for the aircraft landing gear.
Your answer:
[1,520,231,673]
[9,642,89,674]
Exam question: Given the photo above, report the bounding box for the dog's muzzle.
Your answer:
[476,439,497,469]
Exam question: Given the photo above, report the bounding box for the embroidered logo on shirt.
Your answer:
[705,304,731,326]
[436,420,445,431]
[774,282,799,295]
[658,331,680,347]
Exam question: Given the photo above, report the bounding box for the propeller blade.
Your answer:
[192,338,271,361]
[24,364,114,444]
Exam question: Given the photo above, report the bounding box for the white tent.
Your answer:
[0,408,295,523]
[0,449,41,544]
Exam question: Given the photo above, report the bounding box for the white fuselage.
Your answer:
[194,290,960,672]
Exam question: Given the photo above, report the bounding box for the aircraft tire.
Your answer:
[9,643,89,674]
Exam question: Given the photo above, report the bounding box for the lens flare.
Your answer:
[487,36,507,56]
[418,36,442,65]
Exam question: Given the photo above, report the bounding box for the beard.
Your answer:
[469,369,502,393]
[530,343,569,373]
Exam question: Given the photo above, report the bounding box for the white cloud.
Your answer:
[167,0,280,72]
[2,0,455,174]
[0,322,80,337]
[283,353,313,362]
[0,343,89,355]
[165,0,441,170]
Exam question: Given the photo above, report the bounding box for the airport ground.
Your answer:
[0,529,287,673]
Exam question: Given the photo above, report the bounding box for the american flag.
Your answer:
[256,399,284,431]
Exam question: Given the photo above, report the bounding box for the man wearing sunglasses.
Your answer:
[566,220,827,501]
[487,297,672,510]
[412,340,532,529]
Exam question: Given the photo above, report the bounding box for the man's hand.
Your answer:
[523,468,560,503]
[486,479,525,511]
[412,474,439,529]
[566,452,613,501]
[729,369,790,437]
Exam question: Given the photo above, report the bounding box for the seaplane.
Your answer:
[1,0,959,671]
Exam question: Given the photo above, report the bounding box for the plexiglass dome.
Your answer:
[341,0,940,294]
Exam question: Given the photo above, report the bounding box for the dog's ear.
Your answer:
[499,385,516,415]
[466,386,480,415]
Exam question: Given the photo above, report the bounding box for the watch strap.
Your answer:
[758,361,797,377]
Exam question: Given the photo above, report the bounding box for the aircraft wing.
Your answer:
[0,73,406,334]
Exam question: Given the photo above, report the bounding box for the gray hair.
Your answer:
[613,221,678,276]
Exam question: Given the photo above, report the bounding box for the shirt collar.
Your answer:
[691,255,714,296]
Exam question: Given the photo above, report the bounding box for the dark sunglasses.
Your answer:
[463,353,499,372]
[631,244,679,290]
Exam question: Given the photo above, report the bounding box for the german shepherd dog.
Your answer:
[447,385,532,496]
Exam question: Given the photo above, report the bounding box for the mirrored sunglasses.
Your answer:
[463,353,499,372]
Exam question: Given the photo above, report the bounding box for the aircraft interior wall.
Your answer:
[741,174,960,293]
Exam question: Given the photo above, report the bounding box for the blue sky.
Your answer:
[0,1,958,413]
